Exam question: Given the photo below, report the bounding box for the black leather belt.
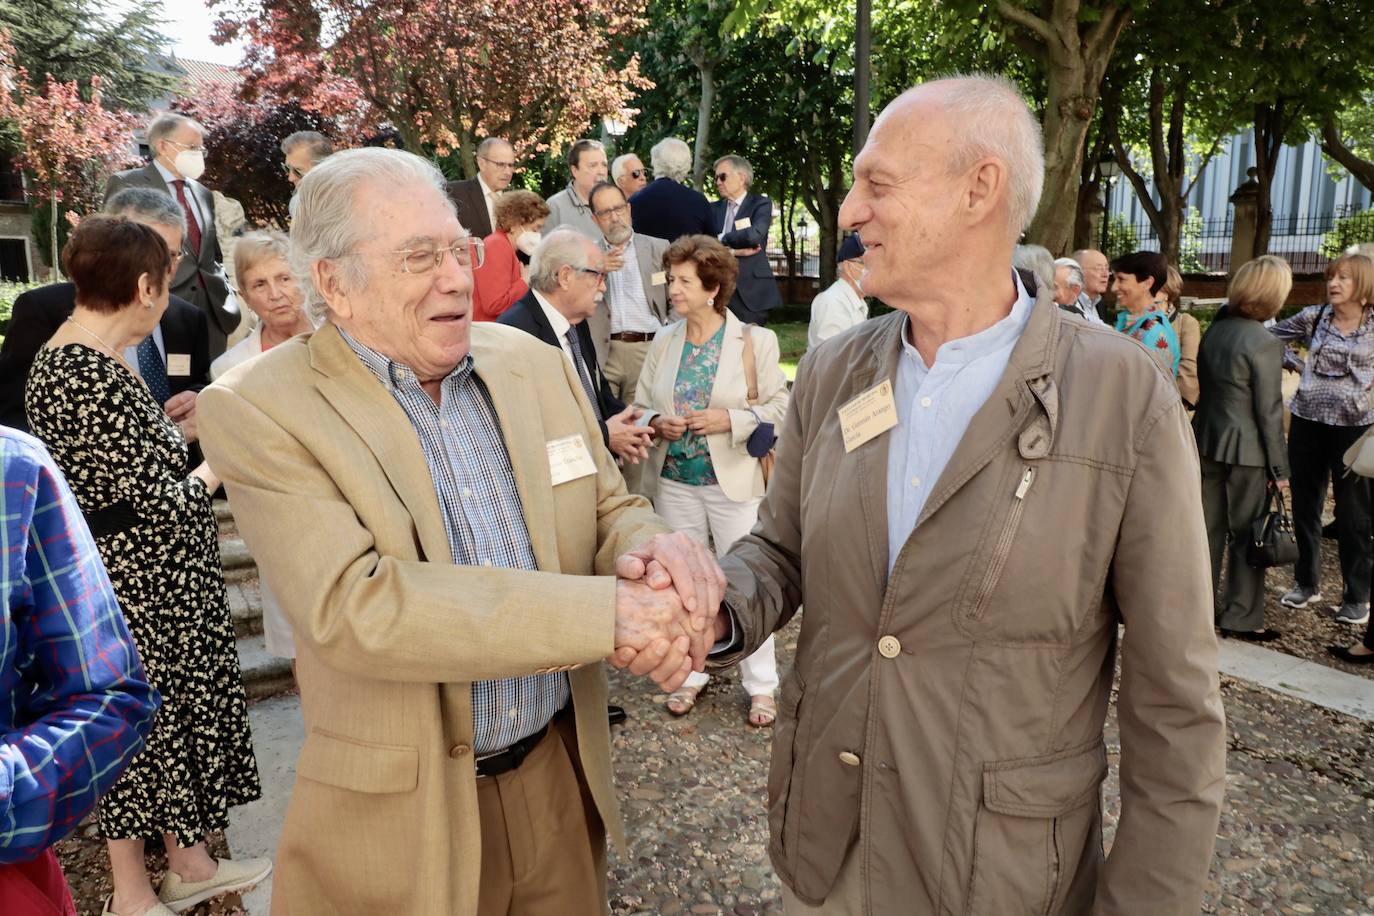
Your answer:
[610,331,655,343]
[475,719,553,777]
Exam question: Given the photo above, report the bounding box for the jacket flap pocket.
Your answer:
[297,728,419,795]
[981,740,1106,817]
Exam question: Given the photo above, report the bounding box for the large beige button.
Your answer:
[838,751,861,767]
[449,744,471,759]
[877,635,902,658]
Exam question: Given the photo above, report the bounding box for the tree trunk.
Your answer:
[1252,101,1293,258]
[692,61,715,190]
[1321,115,1374,194]
[854,0,872,155]
[50,190,60,282]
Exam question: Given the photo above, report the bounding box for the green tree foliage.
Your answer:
[1320,210,1374,258]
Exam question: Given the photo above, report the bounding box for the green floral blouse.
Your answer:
[662,323,726,487]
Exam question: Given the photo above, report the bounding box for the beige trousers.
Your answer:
[604,339,654,494]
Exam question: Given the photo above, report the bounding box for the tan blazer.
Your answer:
[715,293,1226,914]
[197,323,669,916]
[633,311,790,503]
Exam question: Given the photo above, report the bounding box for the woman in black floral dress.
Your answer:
[25,214,266,916]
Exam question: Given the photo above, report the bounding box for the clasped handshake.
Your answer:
[608,532,731,692]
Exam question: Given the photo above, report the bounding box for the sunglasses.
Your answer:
[714,173,730,183]
[283,163,305,179]
[629,169,648,180]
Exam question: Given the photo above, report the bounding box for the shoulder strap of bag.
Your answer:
[740,323,760,405]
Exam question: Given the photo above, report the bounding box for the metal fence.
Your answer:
[1110,208,1369,275]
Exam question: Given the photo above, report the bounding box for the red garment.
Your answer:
[0,850,77,916]
[171,180,203,255]
[471,229,527,322]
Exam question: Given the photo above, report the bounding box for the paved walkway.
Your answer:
[228,633,1374,914]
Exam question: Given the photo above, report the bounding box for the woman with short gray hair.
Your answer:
[211,231,313,382]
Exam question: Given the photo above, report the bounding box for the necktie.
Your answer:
[724,200,738,235]
[172,180,202,255]
[136,335,172,407]
[565,329,603,421]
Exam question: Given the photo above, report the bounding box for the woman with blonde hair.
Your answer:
[1160,265,1201,406]
[210,230,313,380]
[1193,256,1292,640]
[1271,252,1374,624]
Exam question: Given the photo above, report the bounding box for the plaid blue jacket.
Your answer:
[0,428,158,862]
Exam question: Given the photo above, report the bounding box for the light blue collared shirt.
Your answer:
[886,273,1035,571]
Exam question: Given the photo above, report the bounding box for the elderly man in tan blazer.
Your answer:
[689,75,1227,914]
[197,148,725,916]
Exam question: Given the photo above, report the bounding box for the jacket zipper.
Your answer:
[968,466,1035,621]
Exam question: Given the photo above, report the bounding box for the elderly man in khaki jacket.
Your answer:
[198,148,725,916]
[708,75,1226,914]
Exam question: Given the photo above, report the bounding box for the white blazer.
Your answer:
[634,311,790,503]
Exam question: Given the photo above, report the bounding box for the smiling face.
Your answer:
[325,180,474,381]
[1111,271,1154,311]
[241,254,305,333]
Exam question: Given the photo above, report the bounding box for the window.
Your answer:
[0,238,32,281]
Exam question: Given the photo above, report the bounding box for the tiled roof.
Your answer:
[169,55,242,90]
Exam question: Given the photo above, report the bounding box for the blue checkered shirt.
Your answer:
[339,331,569,754]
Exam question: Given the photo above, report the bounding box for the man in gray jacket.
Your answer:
[544,139,608,241]
[702,74,1226,915]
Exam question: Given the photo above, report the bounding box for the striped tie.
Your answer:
[565,329,603,421]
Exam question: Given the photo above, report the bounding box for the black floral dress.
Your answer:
[25,343,261,845]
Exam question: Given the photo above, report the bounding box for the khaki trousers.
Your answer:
[781,843,864,915]
[604,339,654,494]
[476,714,607,916]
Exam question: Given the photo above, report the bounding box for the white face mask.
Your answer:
[173,149,206,182]
[514,230,541,256]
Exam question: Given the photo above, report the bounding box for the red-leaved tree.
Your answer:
[0,32,136,275]
[211,0,651,175]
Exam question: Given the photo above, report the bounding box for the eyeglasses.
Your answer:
[164,139,206,154]
[714,172,730,183]
[347,238,485,274]
[574,267,607,283]
[283,163,306,179]
[479,156,517,170]
[629,169,648,180]
[592,203,630,219]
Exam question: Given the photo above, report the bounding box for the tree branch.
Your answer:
[995,0,1055,47]
[1321,114,1374,193]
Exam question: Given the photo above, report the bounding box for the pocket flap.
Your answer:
[981,740,1106,818]
[297,728,419,795]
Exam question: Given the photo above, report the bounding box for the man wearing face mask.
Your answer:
[807,234,869,349]
[105,113,237,358]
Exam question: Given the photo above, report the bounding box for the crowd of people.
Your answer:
[0,70,1370,916]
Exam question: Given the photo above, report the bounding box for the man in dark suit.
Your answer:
[628,137,716,243]
[496,230,653,465]
[0,188,211,448]
[444,137,516,240]
[103,112,237,357]
[710,155,782,324]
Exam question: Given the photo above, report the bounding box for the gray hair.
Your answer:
[291,147,453,323]
[1347,242,1374,257]
[1053,256,1085,292]
[476,137,512,158]
[234,230,292,287]
[610,153,640,182]
[147,112,204,150]
[650,137,693,183]
[1013,243,1055,292]
[280,130,334,164]
[714,155,753,189]
[529,229,592,293]
[103,186,187,236]
[933,74,1044,238]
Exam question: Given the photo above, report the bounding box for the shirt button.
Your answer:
[878,635,902,659]
[508,708,518,719]
[449,744,471,758]
[481,559,493,567]
[462,488,473,498]
[910,476,921,488]
[440,419,449,429]
[920,397,932,408]
[838,751,861,767]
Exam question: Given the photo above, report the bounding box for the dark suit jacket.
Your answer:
[445,177,494,240]
[712,193,783,324]
[0,283,211,432]
[496,290,626,449]
[629,178,716,244]
[1191,314,1289,479]
[103,164,235,354]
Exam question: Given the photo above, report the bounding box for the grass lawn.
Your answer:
[772,321,808,380]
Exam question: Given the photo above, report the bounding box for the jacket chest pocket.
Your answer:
[966,741,1106,916]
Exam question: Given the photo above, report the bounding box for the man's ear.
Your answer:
[313,259,353,321]
[964,157,1009,228]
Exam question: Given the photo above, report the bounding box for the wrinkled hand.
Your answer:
[1273,478,1290,493]
[607,406,653,463]
[609,578,694,691]
[651,414,688,442]
[683,408,731,436]
[732,246,761,257]
[165,391,198,443]
[610,532,726,679]
[604,245,627,272]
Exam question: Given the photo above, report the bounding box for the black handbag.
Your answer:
[1247,488,1299,569]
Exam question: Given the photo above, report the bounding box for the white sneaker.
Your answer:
[157,857,273,913]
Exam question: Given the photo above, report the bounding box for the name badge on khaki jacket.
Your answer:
[167,353,192,377]
[547,434,598,485]
[837,379,898,452]
[651,271,666,286]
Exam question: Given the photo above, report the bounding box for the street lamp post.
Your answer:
[1099,151,1121,254]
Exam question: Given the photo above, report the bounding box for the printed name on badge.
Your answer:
[651,271,667,286]
[837,379,898,453]
[547,434,598,486]
[734,217,752,231]
[167,354,192,377]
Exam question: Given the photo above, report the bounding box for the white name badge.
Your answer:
[734,217,752,231]
[837,379,898,453]
[167,354,192,377]
[547,434,598,486]
[651,271,666,286]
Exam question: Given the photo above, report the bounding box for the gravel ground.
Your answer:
[605,617,1374,915]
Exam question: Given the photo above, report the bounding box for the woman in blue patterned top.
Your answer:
[633,235,790,725]
[1110,250,1180,377]
[1270,252,1374,627]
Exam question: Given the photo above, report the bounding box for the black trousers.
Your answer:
[1288,415,1373,604]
